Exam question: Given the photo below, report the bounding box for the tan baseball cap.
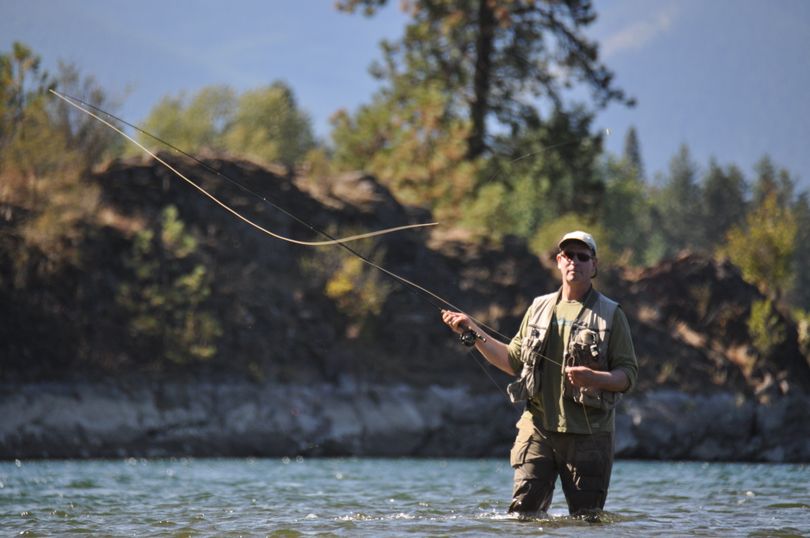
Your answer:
[558,230,597,255]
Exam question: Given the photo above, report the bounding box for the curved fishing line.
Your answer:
[49,93,480,317]
[51,90,570,396]
[51,89,436,246]
[50,90,517,340]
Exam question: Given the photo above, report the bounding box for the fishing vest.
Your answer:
[506,288,622,411]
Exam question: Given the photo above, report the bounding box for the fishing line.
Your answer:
[50,89,436,247]
[483,139,583,183]
[51,89,576,397]
[50,90,521,338]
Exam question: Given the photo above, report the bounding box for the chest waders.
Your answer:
[506,289,622,411]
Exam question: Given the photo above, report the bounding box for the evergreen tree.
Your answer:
[752,155,794,208]
[338,0,631,159]
[701,160,747,253]
[622,125,644,179]
[598,154,653,265]
[116,205,222,366]
[334,0,632,215]
[0,43,50,146]
[654,145,703,256]
[331,82,477,212]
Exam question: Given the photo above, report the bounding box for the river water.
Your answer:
[1,458,808,537]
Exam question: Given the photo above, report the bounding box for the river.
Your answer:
[2,458,808,536]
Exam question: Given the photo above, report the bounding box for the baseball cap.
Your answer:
[558,231,597,255]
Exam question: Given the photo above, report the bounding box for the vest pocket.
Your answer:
[577,388,622,411]
[521,325,546,360]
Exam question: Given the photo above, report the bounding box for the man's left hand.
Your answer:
[565,366,630,392]
[565,366,596,388]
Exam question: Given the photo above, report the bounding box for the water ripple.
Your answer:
[1,459,808,536]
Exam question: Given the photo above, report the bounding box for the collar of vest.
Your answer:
[553,285,599,308]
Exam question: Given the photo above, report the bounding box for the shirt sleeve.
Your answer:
[507,305,533,376]
[607,306,638,393]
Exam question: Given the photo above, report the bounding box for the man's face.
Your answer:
[556,243,596,285]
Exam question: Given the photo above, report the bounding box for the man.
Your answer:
[441,230,637,519]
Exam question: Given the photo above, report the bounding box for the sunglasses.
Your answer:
[561,250,593,263]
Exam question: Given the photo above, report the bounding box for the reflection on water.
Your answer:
[0,458,808,536]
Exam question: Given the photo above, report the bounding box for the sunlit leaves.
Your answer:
[224,83,315,170]
[723,192,797,297]
[138,82,315,172]
[138,85,235,156]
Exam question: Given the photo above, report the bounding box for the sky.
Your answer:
[2,0,809,188]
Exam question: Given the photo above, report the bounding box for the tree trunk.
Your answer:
[467,0,495,160]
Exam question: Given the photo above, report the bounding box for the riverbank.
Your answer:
[2,381,807,462]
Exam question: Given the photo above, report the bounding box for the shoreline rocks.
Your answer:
[1,382,807,462]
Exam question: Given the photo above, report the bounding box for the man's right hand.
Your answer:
[441,309,478,335]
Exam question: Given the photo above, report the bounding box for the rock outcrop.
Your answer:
[2,381,808,462]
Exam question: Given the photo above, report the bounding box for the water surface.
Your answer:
[1,458,808,536]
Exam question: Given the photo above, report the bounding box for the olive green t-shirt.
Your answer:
[507,291,638,433]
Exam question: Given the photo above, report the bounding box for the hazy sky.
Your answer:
[3,0,809,188]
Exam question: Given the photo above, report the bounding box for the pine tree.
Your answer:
[654,145,703,255]
[622,126,644,179]
[701,160,747,253]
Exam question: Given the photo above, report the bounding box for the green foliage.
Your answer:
[748,298,787,358]
[596,151,657,266]
[300,238,393,324]
[752,155,794,208]
[1,43,123,175]
[137,85,235,156]
[331,82,480,217]
[138,82,315,172]
[0,42,51,148]
[458,181,515,238]
[789,194,810,310]
[0,43,119,283]
[50,62,126,166]
[224,83,315,170]
[2,96,79,182]
[300,147,336,186]
[15,168,100,281]
[529,214,602,258]
[1,43,56,176]
[723,192,797,296]
[530,214,584,257]
[700,160,747,244]
[459,108,603,240]
[325,255,392,320]
[116,205,222,365]
[791,307,810,360]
